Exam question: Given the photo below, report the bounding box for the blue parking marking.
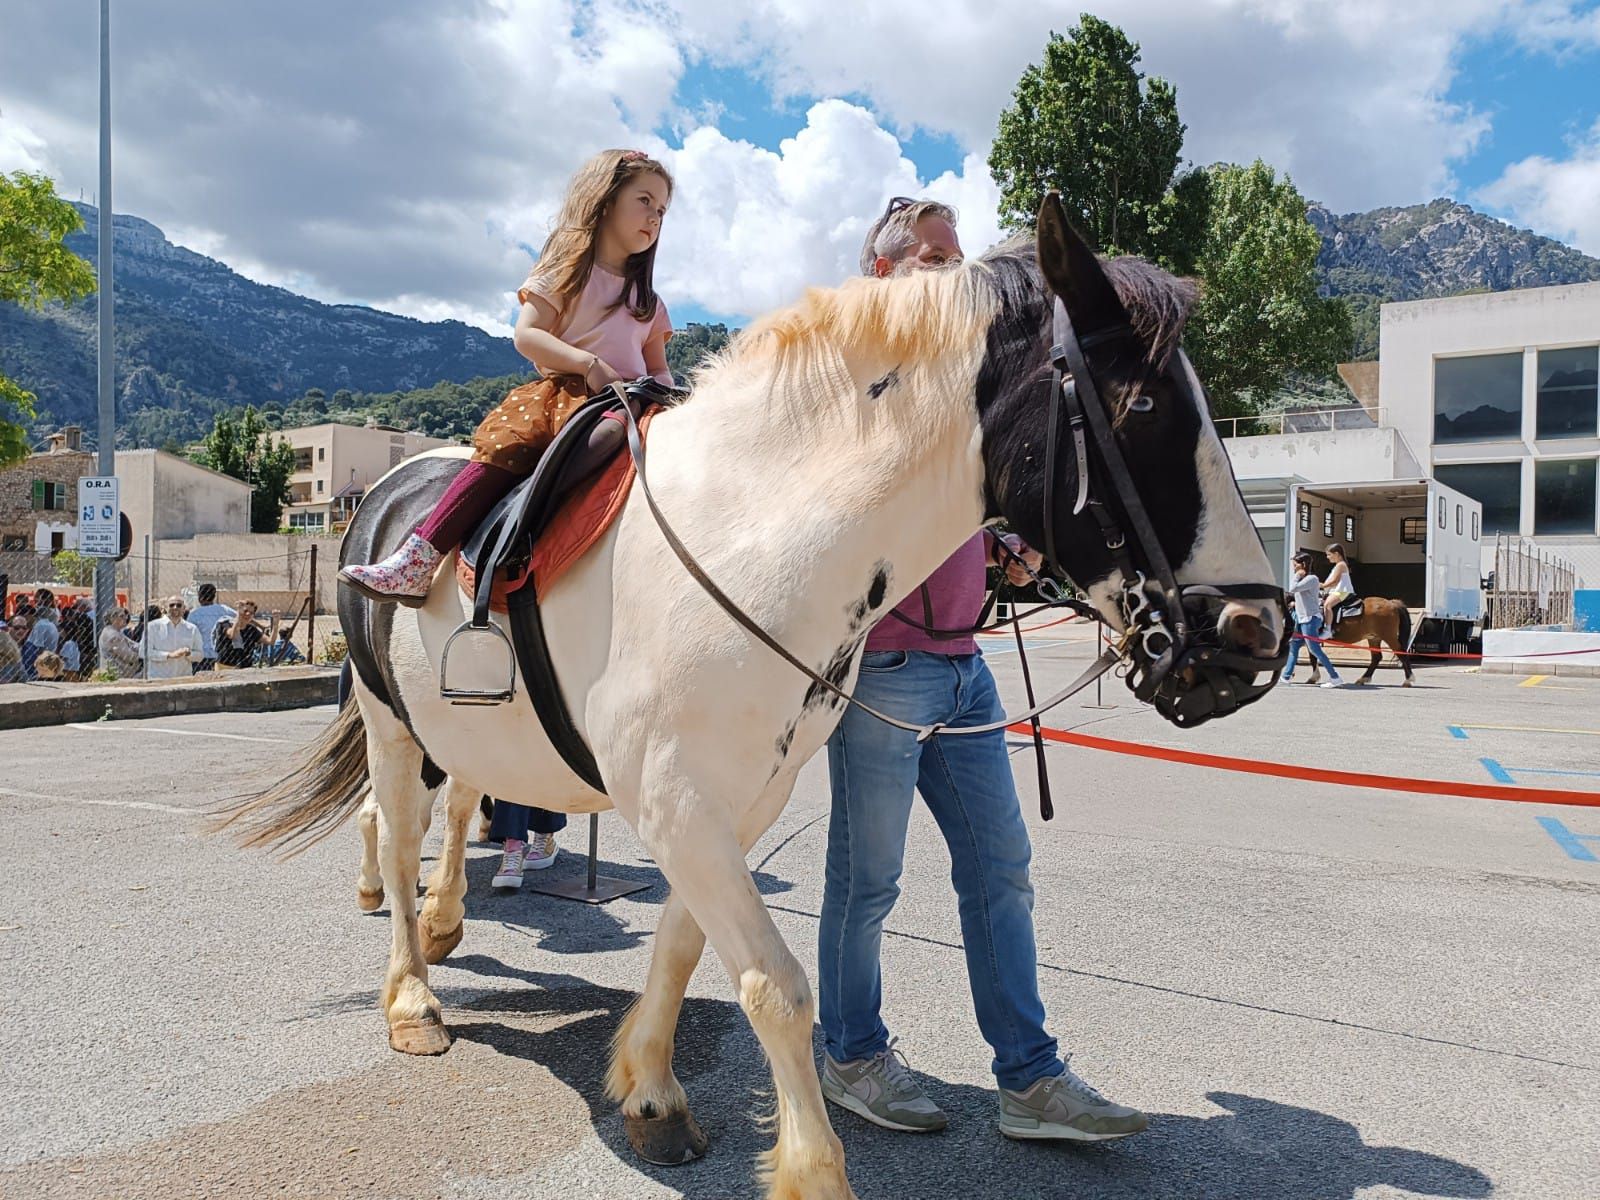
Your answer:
[1447,725,1468,739]
[1480,758,1514,783]
[1537,817,1600,863]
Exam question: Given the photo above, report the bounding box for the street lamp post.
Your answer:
[92,0,117,632]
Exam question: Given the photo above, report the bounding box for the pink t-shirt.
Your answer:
[519,264,673,385]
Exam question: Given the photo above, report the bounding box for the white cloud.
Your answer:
[653,100,1002,317]
[3,0,1597,337]
[1477,118,1600,256]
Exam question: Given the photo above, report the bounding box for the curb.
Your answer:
[0,667,342,730]
[1480,661,1600,678]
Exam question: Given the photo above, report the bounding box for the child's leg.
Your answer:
[416,461,520,553]
[563,418,627,486]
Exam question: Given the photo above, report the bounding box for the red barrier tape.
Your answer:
[1009,723,1600,808]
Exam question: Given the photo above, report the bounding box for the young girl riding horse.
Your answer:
[340,149,675,604]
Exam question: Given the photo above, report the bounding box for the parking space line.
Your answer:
[1482,758,1600,784]
[65,723,293,744]
[1518,675,1548,688]
[0,786,192,816]
[1537,817,1600,863]
[1450,723,1600,739]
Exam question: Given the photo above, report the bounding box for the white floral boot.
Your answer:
[338,533,443,607]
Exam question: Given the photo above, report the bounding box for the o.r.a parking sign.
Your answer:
[79,476,121,557]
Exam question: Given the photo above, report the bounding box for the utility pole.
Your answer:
[93,0,117,632]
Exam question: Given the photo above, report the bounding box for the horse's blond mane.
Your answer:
[710,262,993,380]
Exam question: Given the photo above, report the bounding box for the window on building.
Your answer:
[1471,512,1479,540]
[316,479,324,493]
[1297,501,1311,533]
[1400,517,1427,545]
[1343,515,1356,543]
[30,480,68,511]
[1322,509,1334,537]
[293,449,313,472]
[1455,505,1463,536]
[1435,462,1522,536]
[50,531,65,553]
[1535,346,1598,440]
[318,446,326,462]
[1534,459,1598,535]
[287,511,327,531]
[1434,352,1523,443]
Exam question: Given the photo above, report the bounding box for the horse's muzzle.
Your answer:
[1137,593,1290,729]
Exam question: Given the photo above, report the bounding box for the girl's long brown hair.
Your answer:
[533,149,673,322]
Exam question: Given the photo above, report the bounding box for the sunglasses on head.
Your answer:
[881,196,915,220]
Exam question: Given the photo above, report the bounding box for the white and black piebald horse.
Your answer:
[225,197,1283,1200]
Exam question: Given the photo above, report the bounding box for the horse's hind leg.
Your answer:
[607,889,710,1164]
[639,786,854,1200]
[362,700,451,1055]
[1387,635,1415,686]
[356,789,384,912]
[419,775,478,964]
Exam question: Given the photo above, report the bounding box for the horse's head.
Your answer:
[975,195,1286,727]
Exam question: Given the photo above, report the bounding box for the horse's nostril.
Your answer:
[1218,602,1280,657]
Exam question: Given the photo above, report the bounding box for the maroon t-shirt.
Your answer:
[864,533,993,657]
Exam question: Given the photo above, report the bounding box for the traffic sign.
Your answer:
[79,476,121,557]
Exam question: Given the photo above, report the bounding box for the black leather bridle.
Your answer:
[1043,297,1290,728]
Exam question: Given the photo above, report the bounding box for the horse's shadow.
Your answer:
[446,961,1493,1200]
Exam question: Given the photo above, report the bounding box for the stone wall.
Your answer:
[0,450,95,551]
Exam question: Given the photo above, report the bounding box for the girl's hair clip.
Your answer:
[619,149,649,162]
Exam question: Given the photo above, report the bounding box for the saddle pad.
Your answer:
[1333,596,1364,623]
[455,407,657,612]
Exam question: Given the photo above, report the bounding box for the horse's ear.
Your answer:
[1037,193,1129,336]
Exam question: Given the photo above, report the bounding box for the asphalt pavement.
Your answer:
[2,626,1597,1199]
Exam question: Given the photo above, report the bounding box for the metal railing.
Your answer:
[1214,405,1385,439]
[1485,534,1576,629]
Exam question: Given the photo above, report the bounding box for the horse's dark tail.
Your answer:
[210,701,370,857]
[1396,605,1414,668]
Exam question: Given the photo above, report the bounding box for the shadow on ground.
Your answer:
[450,959,1494,1200]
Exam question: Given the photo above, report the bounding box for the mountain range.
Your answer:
[4,198,1598,447]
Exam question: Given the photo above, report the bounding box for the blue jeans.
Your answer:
[488,799,567,841]
[1284,616,1340,679]
[819,649,1063,1091]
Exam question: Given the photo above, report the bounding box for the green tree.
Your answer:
[300,387,327,416]
[988,16,1203,270]
[196,405,297,532]
[1183,161,1353,424]
[0,172,98,465]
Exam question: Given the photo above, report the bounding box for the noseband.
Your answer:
[1042,297,1289,728]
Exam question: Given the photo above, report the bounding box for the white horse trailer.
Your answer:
[1285,478,1484,653]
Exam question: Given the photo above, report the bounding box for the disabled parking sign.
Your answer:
[79,476,121,557]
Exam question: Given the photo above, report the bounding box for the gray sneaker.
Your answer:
[998,1061,1148,1142]
[820,1039,948,1133]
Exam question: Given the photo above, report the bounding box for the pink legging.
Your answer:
[414,419,626,553]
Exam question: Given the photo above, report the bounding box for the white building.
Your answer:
[1224,281,1599,587]
[279,422,455,533]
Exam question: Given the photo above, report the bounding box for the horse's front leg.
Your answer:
[635,779,854,1200]
[419,775,478,964]
[607,889,710,1164]
[366,717,452,1055]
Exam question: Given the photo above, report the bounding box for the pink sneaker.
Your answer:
[338,533,443,607]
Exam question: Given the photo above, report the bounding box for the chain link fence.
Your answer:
[1,543,346,685]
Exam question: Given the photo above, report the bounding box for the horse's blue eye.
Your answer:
[1129,395,1155,413]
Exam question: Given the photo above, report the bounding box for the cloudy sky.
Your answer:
[2,1,1597,333]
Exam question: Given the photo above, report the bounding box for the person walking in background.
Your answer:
[1283,551,1344,688]
[187,584,235,672]
[97,606,142,679]
[140,597,203,679]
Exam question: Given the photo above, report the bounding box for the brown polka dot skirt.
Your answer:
[470,374,591,472]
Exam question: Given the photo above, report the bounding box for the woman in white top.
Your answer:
[1320,542,1355,632]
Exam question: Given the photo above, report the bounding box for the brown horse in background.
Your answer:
[1308,597,1415,687]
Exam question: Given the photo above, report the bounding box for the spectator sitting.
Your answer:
[263,629,306,666]
[97,606,142,679]
[32,650,64,681]
[140,596,203,679]
[186,583,235,673]
[214,599,267,668]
